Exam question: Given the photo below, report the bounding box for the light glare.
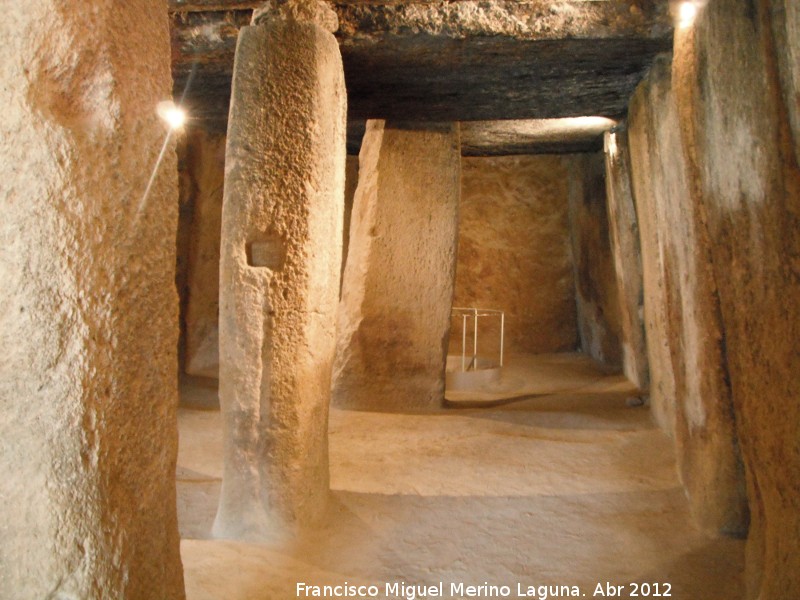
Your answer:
[607,132,618,157]
[157,100,187,130]
[679,2,698,27]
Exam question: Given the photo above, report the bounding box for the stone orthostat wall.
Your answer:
[214,0,346,540]
[603,129,649,390]
[567,153,624,368]
[0,2,184,598]
[182,129,227,379]
[453,156,578,356]
[675,1,800,596]
[628,54,748,537]
[627,1,800,596]
[341,155,359,292]
[333,120,461,412]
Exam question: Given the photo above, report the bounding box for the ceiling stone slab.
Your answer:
[171,1,673,150]
[460,117,618,156]
[340,35,671,122]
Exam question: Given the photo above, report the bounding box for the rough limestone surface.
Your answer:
[183,129,226,378]
[566,153,623,368]
[628,54,748,536]
[453,156,578,356]
[333,120,461,412]
[670,2,800,596]
[0,2,184,598]
[214,0,346,540]
[603,129,649,390]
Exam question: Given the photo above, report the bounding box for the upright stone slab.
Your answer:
[566,153,624,368]
[628,54,747,536]
[214,0,346,540]
[333,120,461,411]
[0,2,184,598]
[673,2,800,595]
[603,129,649,390]
[627,57,678,436]
[454,156,578,355]
[184,130,227,379]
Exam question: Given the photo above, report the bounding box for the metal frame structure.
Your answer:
[451,307,505,371]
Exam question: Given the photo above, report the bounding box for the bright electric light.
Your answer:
[157,100,187,129]
[607,132,618,157]
[679,2,698,27]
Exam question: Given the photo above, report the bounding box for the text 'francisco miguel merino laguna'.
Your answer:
[296,581,585,599]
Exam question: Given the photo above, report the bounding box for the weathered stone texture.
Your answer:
[453,156,578,356]
[182,129,226,378]
[0,2,184,598]
[628,53,748,536]
[668,2,800,596]
[603,129,649,390]
[567,153,623,368]
[333,120,461,411]
[214,3,346,540]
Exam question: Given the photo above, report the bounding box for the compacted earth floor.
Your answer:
[177,353,744,600]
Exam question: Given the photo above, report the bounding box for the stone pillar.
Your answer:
[333,120,461,412]
[0,3,184,598]
[603,128,649,390]
[213,0,346,541]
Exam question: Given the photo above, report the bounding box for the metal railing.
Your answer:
[451,307,505,371]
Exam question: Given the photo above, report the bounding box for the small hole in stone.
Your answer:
[247,235,285,270]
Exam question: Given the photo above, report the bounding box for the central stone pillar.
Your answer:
[214,0,346,540]
[333,121,461,411]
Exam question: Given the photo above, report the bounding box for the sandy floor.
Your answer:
[178,353,744,600]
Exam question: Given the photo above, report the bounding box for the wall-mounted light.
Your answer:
[678,2,698,28]
[157,100,187,130]
[607,132,618,157]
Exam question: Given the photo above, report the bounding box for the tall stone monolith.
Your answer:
[603,128,649,390]
[333,120,461,412]
[0,2,184,598]
[213,0,346,541]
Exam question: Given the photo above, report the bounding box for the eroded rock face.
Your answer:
[667,1,800,596]
[453,156,578,356]
[567,153,623,368]
[0,2,184,597]
[603,129,649,390]
[183,129,226,378]
[214,5,346,540]
[333,120,460,412]
[628,54,748,537]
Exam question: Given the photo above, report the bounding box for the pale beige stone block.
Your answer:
[333,120,461,412]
